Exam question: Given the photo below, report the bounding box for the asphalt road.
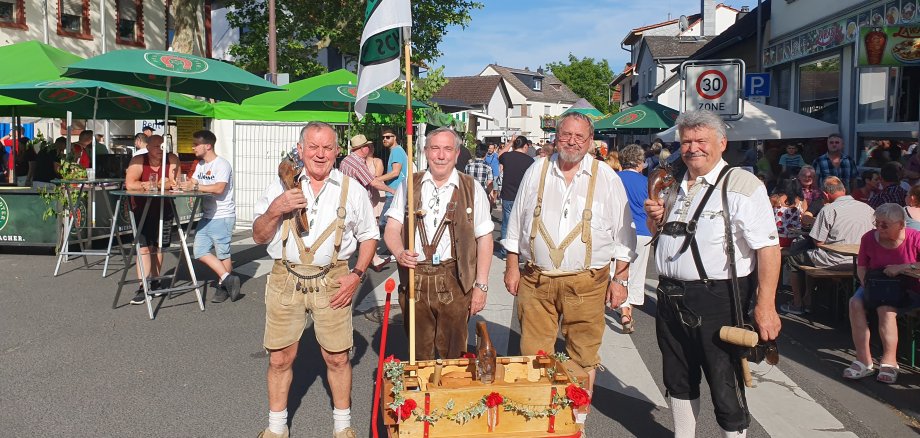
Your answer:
[1,221,918,437]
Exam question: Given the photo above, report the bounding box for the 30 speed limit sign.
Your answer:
[681,60,744,119]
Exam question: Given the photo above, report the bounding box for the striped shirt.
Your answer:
[339,153,374,192]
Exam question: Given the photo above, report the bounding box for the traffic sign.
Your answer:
[680,59,744,120]
[745,73,771,97]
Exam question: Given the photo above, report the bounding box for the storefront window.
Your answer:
[798,55,840,124]
[858,67,887,123]
[895,66,920,122]
[770,67,791,110]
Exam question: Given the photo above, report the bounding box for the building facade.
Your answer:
[479,64,579,142]
[765,0,920,158]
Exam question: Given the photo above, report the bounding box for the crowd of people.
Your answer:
[18,107,920,437]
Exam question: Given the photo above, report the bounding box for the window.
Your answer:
[58,0,92,40]
[511,104,530,117]
[0,0,26,30]
[544,105,551,115]
[116,0,144,47]
[770,67,791,110]
[894,67,920,123]
[534,78,542,91]
[858,67,888,123]
[798,54,840,124]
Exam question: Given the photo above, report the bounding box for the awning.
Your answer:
[469,111,494,121]
[656,100,839,141]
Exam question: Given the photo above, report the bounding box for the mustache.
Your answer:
[683,152,706,158]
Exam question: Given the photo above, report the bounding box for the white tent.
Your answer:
[656,100,838,141]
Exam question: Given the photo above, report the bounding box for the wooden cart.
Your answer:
[381,355,589,438]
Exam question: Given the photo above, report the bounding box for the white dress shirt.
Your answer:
[386,169,493,262]
[254,169,379,265]
[505,154,637,272]
[655,160,779,280]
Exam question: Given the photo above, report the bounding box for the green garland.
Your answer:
[383,354,586,427]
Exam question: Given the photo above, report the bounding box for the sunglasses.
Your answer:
[382,135,396,139]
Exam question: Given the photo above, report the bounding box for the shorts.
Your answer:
[263,260,352,352]
[516,263,610,370]
[853,287,920,312]
[135,213,173,248]
[194,216,235,259]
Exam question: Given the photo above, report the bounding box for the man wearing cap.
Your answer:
[383,127,494,360]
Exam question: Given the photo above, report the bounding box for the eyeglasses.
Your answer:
[874,220,898,229]
[382,135,396,139]
[557,132,589,143]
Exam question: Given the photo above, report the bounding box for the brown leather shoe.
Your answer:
[257,427,289,438]
[333,426,357,438]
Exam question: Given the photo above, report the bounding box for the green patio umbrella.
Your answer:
[0,41,83,84]
[280,84,428,114]
[594,101,680,132]
[63,49,283,104]
[64,49,282,245]
[0,79,211,120]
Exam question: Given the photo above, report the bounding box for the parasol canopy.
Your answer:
[594,101,679,132]
[280,84,428,114]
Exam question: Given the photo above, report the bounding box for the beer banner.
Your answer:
[858,25,920,67]
[355,0,412,119]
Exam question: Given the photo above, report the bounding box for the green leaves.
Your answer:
[225,0,482,81]
[547,54,616,115]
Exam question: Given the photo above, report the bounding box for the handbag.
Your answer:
[863,269,910,309]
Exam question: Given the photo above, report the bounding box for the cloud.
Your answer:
[435,0,758,76]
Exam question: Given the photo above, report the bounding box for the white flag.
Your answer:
[355,0,412,119]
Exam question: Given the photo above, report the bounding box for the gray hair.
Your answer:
[425,127,463,149]
[558,112,595,134]
[675,110,727,142]
[619,144,645,169]
[875,203,906,224]
[299,121,338,145]
[821,176,846,194]
[797,165,816,177]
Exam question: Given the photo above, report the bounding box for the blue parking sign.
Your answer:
[745,73,771,97]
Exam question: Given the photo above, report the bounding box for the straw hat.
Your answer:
[349,134,373,151]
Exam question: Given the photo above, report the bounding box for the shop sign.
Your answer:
[176,117,204,154]
[857,25,920,66]
[681,60,744,120]
[763,0,920,68]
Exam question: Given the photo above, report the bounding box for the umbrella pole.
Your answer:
[158,77,172,248]
[91,88,100,226]
[402,28,416,366]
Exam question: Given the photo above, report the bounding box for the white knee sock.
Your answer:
[219,272,230,283]
[670,396,700,438]
[268,409,287,434]
[721,427,747,438]
[333,407,351,432]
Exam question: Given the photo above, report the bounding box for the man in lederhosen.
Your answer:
[383,127,494,360]
[252,122,378,438]
[504,112,637,416]
[644,110,781,438]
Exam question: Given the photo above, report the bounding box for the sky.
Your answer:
[435,0,762,77]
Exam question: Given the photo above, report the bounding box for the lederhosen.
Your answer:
[276,177,350,293]
[397,175,476,360]
[655,166,753,432]
[518,159,610,369]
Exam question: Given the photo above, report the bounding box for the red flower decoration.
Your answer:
[485,392,504,408]
[384,355,399,364]
[462,352,477,359]
[566,384,591,408]
[536,350,548,357]
[398,398,417,420]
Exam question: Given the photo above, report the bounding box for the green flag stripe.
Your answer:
[365,0,382,22]
[360,29,401,66]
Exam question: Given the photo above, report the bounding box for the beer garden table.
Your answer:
[51,178,127,277]
[111,189,210,320]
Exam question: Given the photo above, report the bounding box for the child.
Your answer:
[778,143,806,175]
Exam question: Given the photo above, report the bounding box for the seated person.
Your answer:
[905,184,920,231]
[844,203,920,384]
[781,177,874,315]
[778,143,806,176]
[123,135,179,305]
[14,137,36,186]
[795,166,824,225]
[32,137,67,188]
[851,170,881,204]
[771,178,807,248]
[868,162,907,209]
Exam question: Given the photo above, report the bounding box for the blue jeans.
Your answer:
[500,199,514,256]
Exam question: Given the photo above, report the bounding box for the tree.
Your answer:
[225,0,482,80]
[171,0,206,55]
[547,54,616,115]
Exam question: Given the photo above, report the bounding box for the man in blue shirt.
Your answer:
[375,127,407,227]
[812,134,858,192]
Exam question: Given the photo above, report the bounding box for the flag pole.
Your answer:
[402,27,417,366]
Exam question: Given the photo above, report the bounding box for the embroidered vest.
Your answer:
[400,171,478,293]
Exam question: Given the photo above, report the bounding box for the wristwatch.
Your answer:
[474,282,489,293]
[351,268,367,282]
[612,277,628,287]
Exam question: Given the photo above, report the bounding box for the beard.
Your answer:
[558,148,585,164]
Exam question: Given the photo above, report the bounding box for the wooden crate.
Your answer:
[382,355,588,438]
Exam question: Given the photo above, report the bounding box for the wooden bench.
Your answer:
[799,264,854,318]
